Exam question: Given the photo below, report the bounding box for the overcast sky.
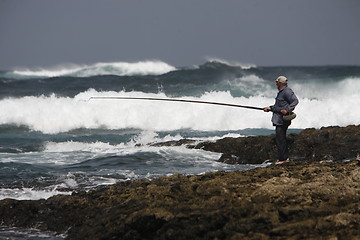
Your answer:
[0,0,359,70]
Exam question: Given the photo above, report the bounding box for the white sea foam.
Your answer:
[10,60,176,78]
[0,226,65,239]
[0,188,71,200]
[44,140,125,153]
[1,77,359,134]
[42,133,216,158]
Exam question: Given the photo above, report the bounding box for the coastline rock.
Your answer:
[194,125,360,164]
[149,139,197,147]
[0,160,359,239]
[142,125,360,164]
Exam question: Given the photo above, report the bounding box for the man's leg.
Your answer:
[275,124,289,161]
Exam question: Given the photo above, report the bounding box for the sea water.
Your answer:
[0,60,359,238]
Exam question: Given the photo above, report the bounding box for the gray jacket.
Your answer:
[270,85,299,126]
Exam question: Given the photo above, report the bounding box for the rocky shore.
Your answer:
[151,125,360,164]
[194,125,360,164]
[1,125,360,239]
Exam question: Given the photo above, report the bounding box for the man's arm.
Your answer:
[284,89,299,113]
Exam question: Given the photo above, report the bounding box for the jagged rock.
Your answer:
[0,160,359,239]
[146,125,360,164]
[150,139,197,147]
[195,135,277,164]
[194,125,360,164]
[144,125,360,164]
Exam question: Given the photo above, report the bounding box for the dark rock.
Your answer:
[150,139,197,147]
[194,125,360,164]
[144,125,360,164]
[1,160,360,239]
[195,135,277,164]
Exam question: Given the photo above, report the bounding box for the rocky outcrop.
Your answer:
[192,125,360,164]
[149,125,360,164]
[0,160,359,239]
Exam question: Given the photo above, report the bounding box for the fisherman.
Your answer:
[263,76,299,164]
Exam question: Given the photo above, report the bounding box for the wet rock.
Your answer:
[144,125,360,164]
[150,139,197,147]
[195,125,360,164]
[195,135,277,164]
[1,160,360,239]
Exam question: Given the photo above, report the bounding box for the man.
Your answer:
[264,76,299,164]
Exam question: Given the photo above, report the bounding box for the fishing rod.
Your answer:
[89,96,264,111]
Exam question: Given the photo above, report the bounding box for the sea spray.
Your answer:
[0,91,272,133]
[1,85,360,134]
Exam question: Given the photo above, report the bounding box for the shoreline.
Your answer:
[156,125,360,164]
[197,125,360,164]
[0,125,360,239]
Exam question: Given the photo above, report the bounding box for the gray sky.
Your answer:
[0,0,359,70]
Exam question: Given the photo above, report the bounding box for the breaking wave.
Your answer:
[3,61,176,79]
[1,79,360,134]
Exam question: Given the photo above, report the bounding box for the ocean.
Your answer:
[1,60,360,238]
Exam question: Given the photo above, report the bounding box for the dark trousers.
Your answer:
[275,124,290,161]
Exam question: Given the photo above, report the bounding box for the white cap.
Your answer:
[275,76,288,83]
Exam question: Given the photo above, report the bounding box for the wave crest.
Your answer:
[2,84,359,134]
[204,57,256,69]
[7,61,176,79]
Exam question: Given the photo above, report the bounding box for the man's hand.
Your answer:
[281,109,288,115]
[263,107,271,112]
